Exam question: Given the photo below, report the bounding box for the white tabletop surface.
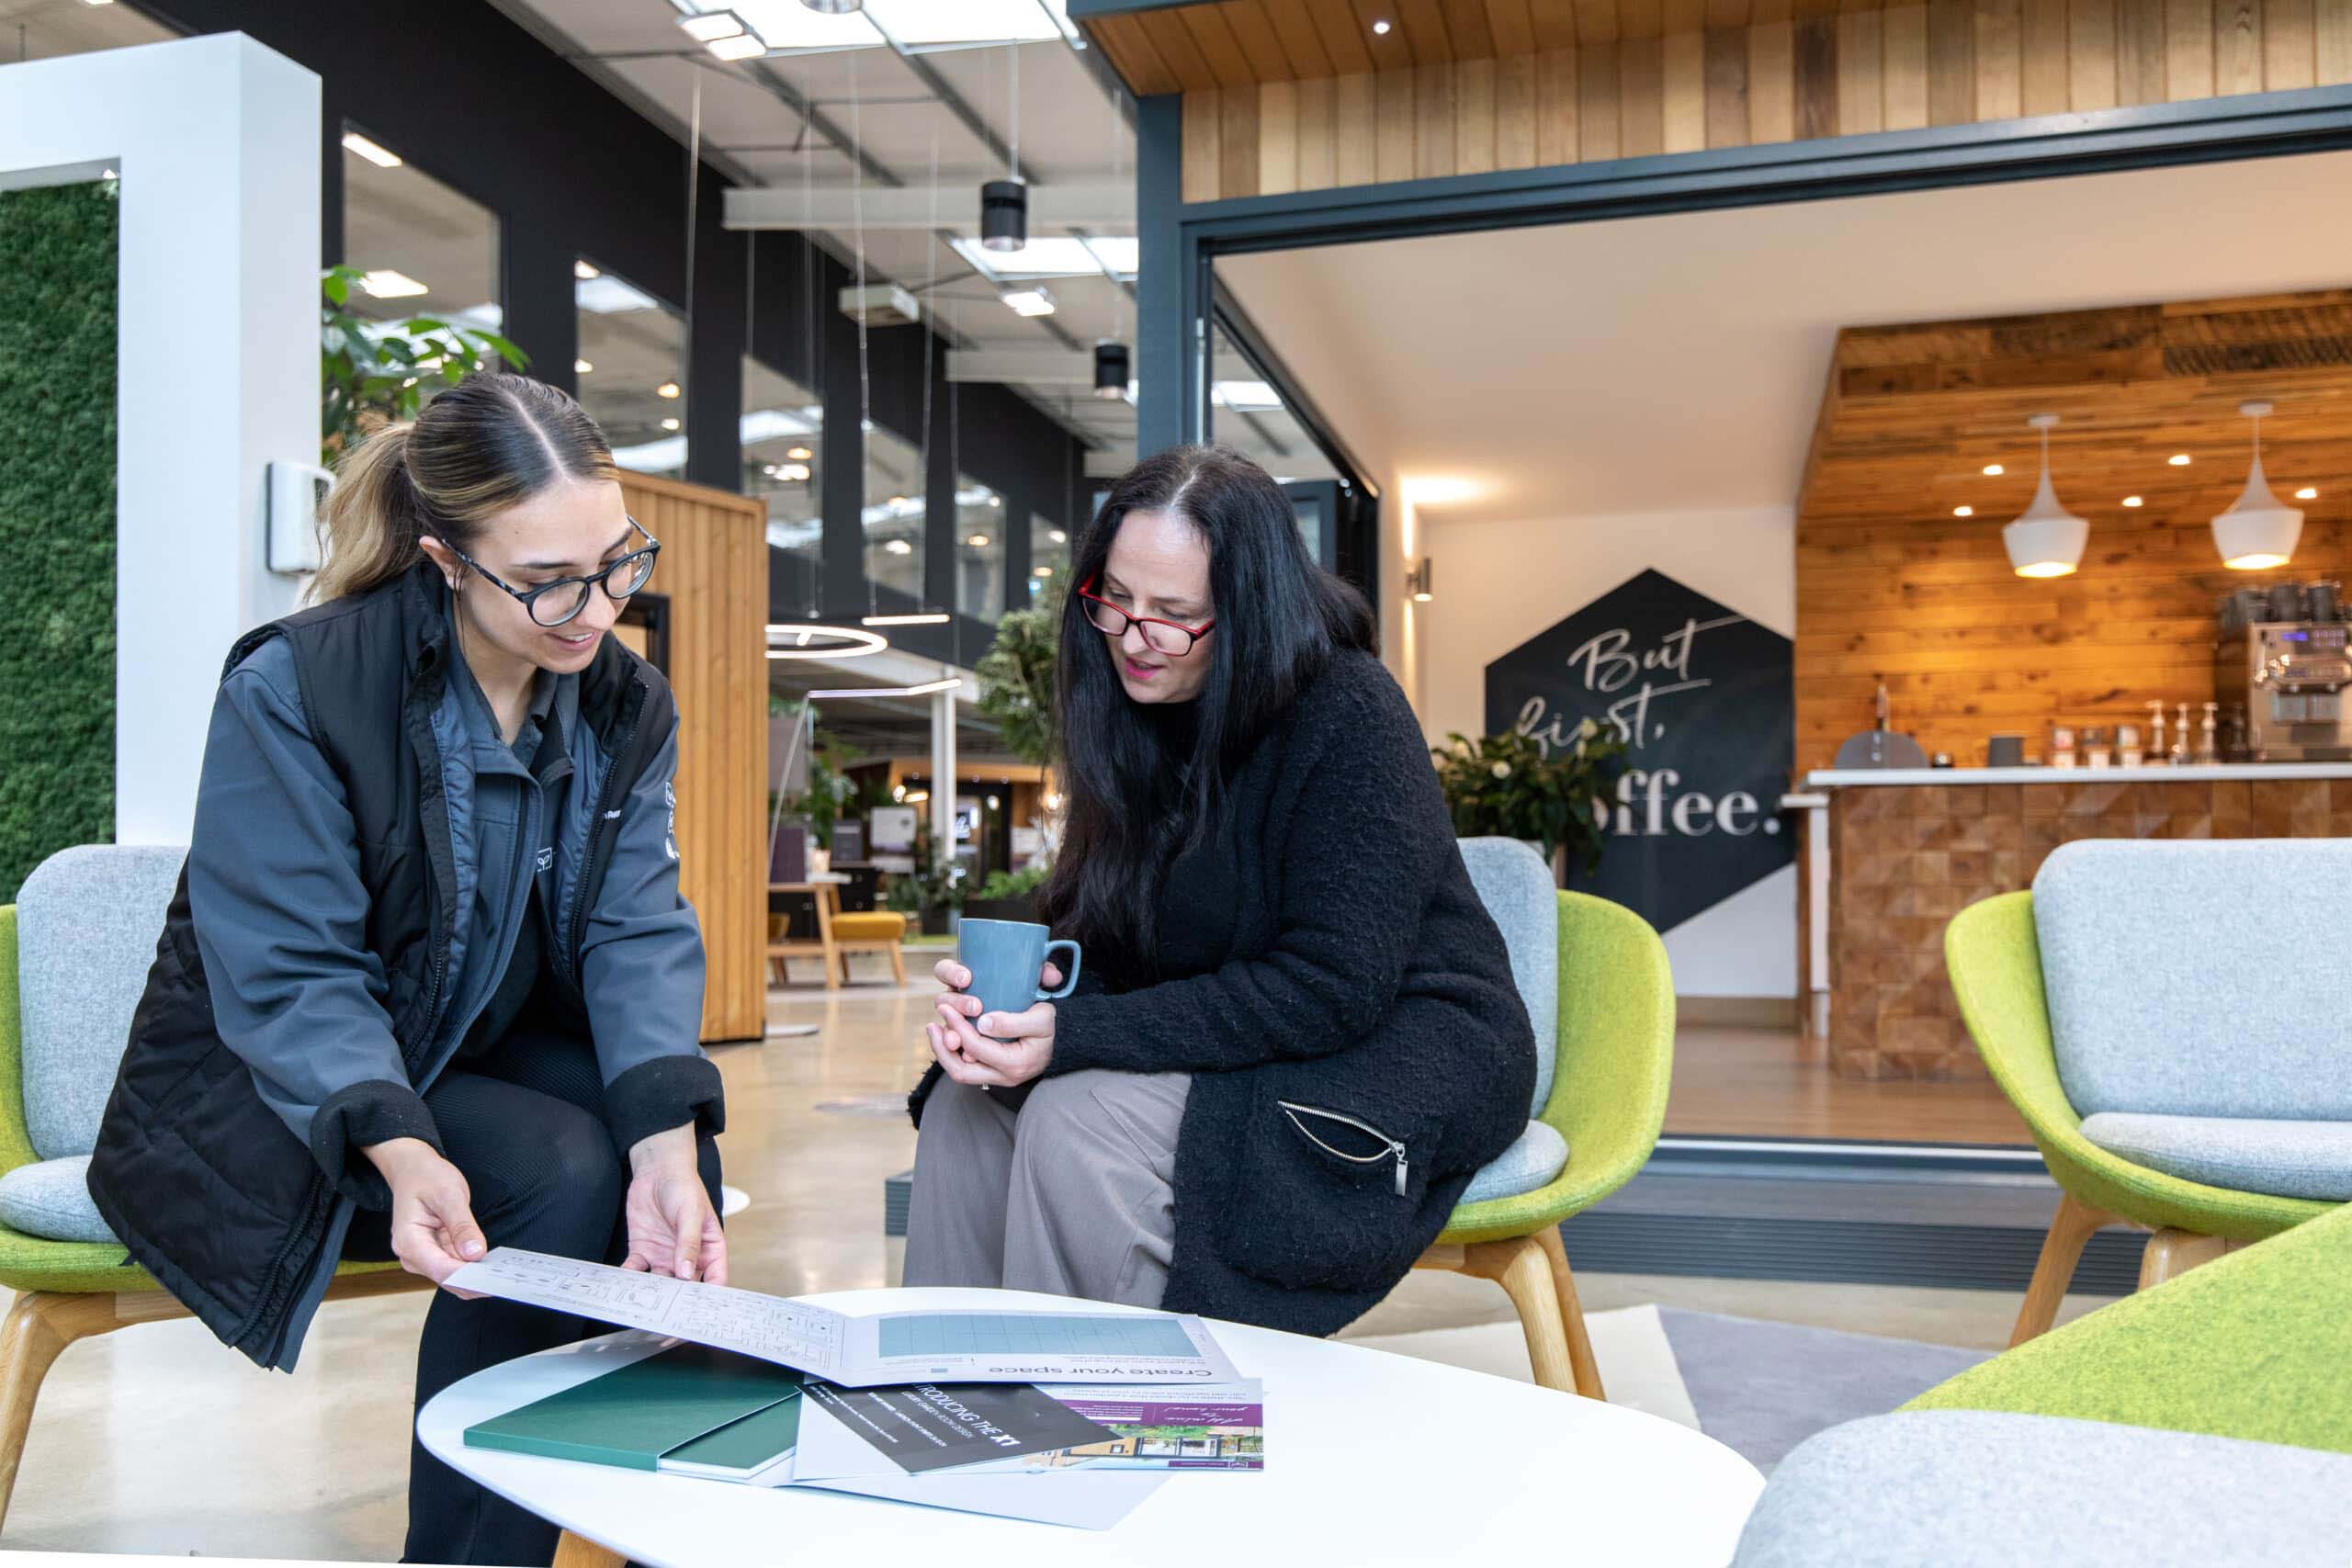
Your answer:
[418,1287,1765,1568]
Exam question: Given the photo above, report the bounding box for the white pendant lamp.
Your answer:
[2003,412,2089,579]
[2211,400,2303,571]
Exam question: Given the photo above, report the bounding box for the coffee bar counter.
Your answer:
[1791,762,2352,1080]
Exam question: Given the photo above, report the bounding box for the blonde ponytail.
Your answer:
[309,373,620,604]
[311,421,428,604]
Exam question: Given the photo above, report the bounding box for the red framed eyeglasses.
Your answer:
[1077,574,1216,657]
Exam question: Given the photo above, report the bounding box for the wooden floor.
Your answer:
[1662,1022,2031,1146]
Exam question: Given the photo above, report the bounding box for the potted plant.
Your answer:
[320,265,526,467]
[1431,720,1628,886]
[975,592,1061,773]
[884,821,965,936]
[964,863,1049,924]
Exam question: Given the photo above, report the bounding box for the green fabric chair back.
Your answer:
[1945,891,2327,1243]
[1438,890,1675,1246]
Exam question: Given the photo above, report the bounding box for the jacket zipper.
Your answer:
[562,673,649,987]
[1277,1100,1411,1197]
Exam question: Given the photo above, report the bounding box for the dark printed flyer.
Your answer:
[799,1382,1117,1477]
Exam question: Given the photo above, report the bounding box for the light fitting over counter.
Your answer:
[1093,341,1131,400]
[2003,412,2088,580]
[1405,558,1434,603]
[861,611,950,627]
[766,622,887,660]
[2211,400,2302,571]
[980,177,1028,254]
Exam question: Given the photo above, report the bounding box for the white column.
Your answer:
[0,35,320,846]
[929,671,957,868]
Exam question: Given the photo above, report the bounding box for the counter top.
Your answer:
[1807,762,2352,786]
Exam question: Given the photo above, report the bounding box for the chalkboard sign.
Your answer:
[1485,569,1793,934]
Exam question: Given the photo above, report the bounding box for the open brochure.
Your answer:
[446,1249,1243,1387]
[795,1379,1265,1480]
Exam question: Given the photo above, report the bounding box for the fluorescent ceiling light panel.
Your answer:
[678,10,748,42]
[952,235,1135,279]
[707,32,768,59]
[1212,381,1282,412]
[727,1,883,50]
[1001,286,1057,318]
[359,269,429,299]
[866,0,1061,45]
[341,131,401,168]
[576,275,662,313]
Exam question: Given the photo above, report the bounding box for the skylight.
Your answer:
[724,1,883,51]
[867,0,1063,46]
[951,234,1137,279]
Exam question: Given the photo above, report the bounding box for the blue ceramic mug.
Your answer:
[956,918,1081,1039]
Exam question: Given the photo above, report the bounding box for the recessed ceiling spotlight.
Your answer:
[1048,529,1068,545]
[1373,18,1392,33]
[660,417,681,431]
[777,462,810,482]
[886,539,912,555]
[1034,566,1054,578]
[967,534,991,547]
[2122,495,2143,507]
[2296,486,2319,500]
[2168,453,2192,466]
[1952,505,1973,517]
[657,381,681,400]
[786,446,812,461]
[574,358,593,375]
[1982,463,2004,476]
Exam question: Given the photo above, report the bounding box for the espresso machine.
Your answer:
[2214,581,2352,761]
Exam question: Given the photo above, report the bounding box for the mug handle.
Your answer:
[1037,940,1082,1000]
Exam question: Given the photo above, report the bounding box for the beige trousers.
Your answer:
[905,1068,1191,1307]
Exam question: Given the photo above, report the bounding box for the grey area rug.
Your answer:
[1657,1308,1992,1473]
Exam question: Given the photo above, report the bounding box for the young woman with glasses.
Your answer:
[905,446,1535,1338]
[88,373,725,1566]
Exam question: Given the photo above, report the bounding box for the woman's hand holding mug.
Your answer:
[929,955,1062,1089]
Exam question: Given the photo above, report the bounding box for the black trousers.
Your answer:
[345,1028,723,1567]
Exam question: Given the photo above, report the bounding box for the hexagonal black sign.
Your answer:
[1485,569,1793,934]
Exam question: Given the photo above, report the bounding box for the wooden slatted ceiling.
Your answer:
[1792,292,2352,770]
[616,471,769,1044]
[1133,0,2352,199]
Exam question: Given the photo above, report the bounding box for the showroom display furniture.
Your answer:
[1409,839,1676,1400]
[1944,843,2342,1347]
[0,847,424,1535]
[1734,1200,2352,1563]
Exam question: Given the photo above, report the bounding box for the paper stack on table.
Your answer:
[452,1250,1262,1530]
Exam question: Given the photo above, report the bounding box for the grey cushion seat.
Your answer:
[1733,1410,2352,1567]
[0,1155,115,1244]
[1453,839,1569,1204]
[2079,1111,2352,1201]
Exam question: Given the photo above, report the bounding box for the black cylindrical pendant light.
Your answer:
[1093,341,1130,400]
[980,177,1028,253]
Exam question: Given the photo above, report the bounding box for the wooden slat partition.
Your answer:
[1159,0,2352,200]
[616,472,768,1044]
[1792,291,2352,771]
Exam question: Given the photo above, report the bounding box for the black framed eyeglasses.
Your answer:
[436,515,661,627]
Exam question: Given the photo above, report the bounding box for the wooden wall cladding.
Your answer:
[1793,292,2352,771]
[616,472,769,1044]
[1159,0,2352,201]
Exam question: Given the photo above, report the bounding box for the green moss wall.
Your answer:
[0,181,119,903]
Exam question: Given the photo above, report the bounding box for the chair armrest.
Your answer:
[1440,891,1675,1246]
[0,908,39,1176]
[1946,892,2321,1242]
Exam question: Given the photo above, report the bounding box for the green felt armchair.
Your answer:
[1410,887,1676,1400]
[1944,890,2332,1348]
[0,896,422,1537]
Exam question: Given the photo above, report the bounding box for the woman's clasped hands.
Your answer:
[928,957,1059,1088]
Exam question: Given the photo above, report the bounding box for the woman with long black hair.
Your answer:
[904,445,1535,1335]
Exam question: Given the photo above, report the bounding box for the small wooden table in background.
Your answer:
[769,877,904,988]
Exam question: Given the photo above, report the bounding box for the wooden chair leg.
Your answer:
[1533,1225,1607,1401]
[1461,1235,1577,1395]
[888,943,907,984]
[2012,1192,2114,1347]
[553,1529,627,1568]
[0,1292,124,1535]
[2138,1228,2233,1291]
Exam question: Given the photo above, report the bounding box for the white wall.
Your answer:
[1421,504,1798,998]
[0,34,320,846]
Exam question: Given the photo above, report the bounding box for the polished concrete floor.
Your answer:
[0,971,2104,1559]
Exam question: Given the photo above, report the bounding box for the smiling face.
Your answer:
[420,476,636,675]
[1094,506,1216,705]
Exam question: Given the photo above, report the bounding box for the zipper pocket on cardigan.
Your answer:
[1276,1100,1410,1197]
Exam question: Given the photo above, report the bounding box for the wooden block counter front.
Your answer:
[1814,769,2352,1079]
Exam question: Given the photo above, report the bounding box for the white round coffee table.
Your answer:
[419,1286,1762,1568]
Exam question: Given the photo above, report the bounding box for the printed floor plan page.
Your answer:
[447,1250,1242,1385]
